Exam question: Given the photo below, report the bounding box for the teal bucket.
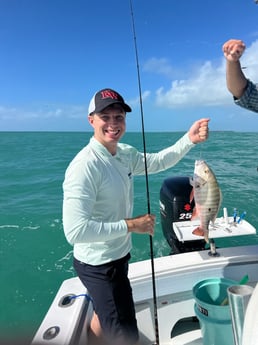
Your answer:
[193,278,237,345]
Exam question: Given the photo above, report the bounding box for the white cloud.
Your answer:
[155,60,228,108]
[145,39,258,109]
[143,57,174,78]
[0,104,87,122]
[241,40,258,80]
[2,40,258,130]
[129,90,151,108]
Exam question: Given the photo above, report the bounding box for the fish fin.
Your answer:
[191,206,198,220]
[192,227,204,237]
[189,187,194,203]
[192,227,209,243]
[191,203,201,220]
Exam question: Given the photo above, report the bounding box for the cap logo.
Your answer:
[101,90,119,100]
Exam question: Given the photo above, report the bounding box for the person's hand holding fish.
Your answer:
[188,118,210,144]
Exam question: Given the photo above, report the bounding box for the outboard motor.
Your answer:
[159,176,206,254]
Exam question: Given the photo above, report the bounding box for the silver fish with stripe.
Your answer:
[189,160,222,243]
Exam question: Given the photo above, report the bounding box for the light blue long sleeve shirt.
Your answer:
[63,133,194,265]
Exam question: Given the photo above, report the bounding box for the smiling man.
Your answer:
[62,88,209,345]
[88,90,129,155]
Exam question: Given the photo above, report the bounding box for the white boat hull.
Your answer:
[31,244,258,345]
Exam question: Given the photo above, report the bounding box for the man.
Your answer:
[223,38,258,113]
[62,88,209,345]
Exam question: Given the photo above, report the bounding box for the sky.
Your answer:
[1,0,258,132]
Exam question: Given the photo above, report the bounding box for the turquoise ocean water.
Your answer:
[1,131,258,343]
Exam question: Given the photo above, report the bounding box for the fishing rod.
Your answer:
[129,1,160,344]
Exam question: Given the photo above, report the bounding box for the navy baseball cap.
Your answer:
[88,88,132,114]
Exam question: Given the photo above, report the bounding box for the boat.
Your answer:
[31,176,258,345]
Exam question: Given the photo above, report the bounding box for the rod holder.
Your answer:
[208,239,219,257]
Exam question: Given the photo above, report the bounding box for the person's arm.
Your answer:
[131,118,210,175]
[223,39,247,98]
[226,60,247,99]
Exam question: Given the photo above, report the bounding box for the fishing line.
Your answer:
[129,1,160,344]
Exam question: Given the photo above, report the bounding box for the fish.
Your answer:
[189,160,222,243]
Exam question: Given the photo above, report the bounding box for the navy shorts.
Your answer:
[73,253,139,345]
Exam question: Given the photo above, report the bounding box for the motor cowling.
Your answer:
[159,176,206,254]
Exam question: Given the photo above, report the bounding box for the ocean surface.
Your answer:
[1,131,258,342]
